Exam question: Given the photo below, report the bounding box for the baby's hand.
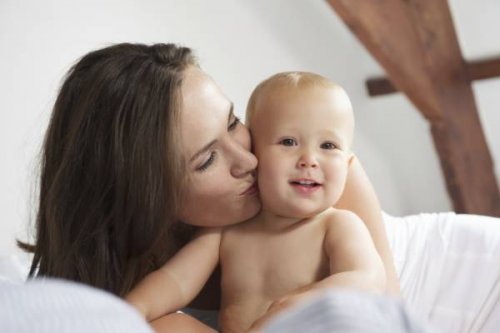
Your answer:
[248,290,318,332]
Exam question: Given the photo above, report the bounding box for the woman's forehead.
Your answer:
[182,67,224,97]
[180,67,232,156]
[181,67,230,116]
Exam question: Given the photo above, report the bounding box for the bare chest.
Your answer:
[220,223,329,301]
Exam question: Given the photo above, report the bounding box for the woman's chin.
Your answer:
[225,193,261,225]
[187,198,261,228]
[241,196,262,222]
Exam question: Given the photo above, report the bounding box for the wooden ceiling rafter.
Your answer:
[367,57,500,96]
[326,0,500,216]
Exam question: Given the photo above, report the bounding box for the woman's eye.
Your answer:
[321,142,337,150]
[196,151,216,172]
[280,138,297,146]
[228,116,240,131]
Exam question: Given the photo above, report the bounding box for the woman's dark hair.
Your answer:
[19,43,197,296]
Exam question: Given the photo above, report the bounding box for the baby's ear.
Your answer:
[347,151,356,166]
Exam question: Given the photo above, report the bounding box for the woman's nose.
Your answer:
[230,140,258,178]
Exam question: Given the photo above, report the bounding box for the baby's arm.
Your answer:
[125,228,222,322]
[319,210,386,293]
[250,211,385,332]
[336,155,400,294]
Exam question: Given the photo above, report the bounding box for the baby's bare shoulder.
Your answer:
[320,208,364,231]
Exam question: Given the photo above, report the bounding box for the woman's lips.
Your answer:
[241,181,258,196]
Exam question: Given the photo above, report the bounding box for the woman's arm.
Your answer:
[150,313,217,333]
[126,228,222,321]
[335,155,400,295]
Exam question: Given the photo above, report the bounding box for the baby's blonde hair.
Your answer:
[245,71,340,128]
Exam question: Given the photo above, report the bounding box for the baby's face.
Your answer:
[250,84,354,218]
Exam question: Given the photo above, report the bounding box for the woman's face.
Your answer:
[178,67,261,227]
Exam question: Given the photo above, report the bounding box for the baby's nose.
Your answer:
[297,153,318,168]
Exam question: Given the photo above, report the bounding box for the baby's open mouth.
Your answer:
[290,180,321,187]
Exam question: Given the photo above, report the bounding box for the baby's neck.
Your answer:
[255,209,314,233]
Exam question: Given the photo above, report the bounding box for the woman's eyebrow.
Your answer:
[190,103,234,163]
[190,140,216,163]
[227,102,234,123]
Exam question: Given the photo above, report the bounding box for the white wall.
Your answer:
[1,0,499,257]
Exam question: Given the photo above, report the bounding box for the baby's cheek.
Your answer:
[258,160,281,185]
[257,163,278,191]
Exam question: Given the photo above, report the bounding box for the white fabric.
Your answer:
[262,290,434,333]
[0,278,153,333]
[2,212,500,332]
[384,212,500,333]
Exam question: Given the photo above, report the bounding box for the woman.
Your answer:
[21,43,399,331]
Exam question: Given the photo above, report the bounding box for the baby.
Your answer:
[126,72,386,332]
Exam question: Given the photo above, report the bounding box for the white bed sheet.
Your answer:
[1,212,500,332]
[384,212,500,333]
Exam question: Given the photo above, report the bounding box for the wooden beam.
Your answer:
[366,77,397,97]
[367,57,500,97]
[466,57,500,81]
[327,0,500,216]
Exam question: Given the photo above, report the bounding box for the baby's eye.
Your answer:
[279,138,297,146]
[320,142,337,150]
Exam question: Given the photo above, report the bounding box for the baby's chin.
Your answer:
[271,203,335,220]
